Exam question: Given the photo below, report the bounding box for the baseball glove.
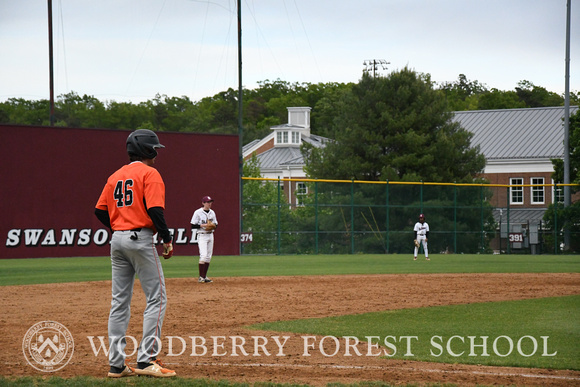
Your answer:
[414,239,420,248]
[204,220,216,231]
[162,242,173,259]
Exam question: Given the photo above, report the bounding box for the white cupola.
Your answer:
[273,107,311,147]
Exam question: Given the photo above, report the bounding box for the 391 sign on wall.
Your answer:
[508,233,524,243]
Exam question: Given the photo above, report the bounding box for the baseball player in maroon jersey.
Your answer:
[95,129,176,378]
[413,213,430,261]
[191,196,218,283]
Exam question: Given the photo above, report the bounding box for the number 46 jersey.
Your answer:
[96,161,166,232]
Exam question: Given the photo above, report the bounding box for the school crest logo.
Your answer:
[22,321,74,372]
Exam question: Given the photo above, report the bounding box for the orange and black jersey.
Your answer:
[95,161,171,243]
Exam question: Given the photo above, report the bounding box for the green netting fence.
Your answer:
[241,178,579,255]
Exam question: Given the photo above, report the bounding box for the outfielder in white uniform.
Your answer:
[413,213,429,261]
[191,196,218,283]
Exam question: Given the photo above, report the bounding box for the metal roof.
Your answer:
[452,106,578,160]
[256,147,303,170]
[492,208,547,225]
[280,155,305,166]
[270,123,307,130]
[303,134,331,148]
[242,139,260,154]
[251,134,331,171]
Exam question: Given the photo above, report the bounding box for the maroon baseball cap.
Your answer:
[202,196,214,203]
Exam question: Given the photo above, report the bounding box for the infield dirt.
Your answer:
[1,272,579,386]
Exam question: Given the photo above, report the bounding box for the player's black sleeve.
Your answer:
[414,231,417,239]
[426,231,429,238]
[95,208,111,229]
[148,206,172,243]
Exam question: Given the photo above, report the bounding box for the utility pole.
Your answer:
[563,0,571,250]
[363,59,390,77]
[47,0,55,126]
[237,0,243,255]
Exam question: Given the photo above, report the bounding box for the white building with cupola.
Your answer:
[242,107,330,206]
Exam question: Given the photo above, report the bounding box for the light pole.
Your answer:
[563,0,571,250]
[237,0,243,255]
[47,0,55,126]
[363,59,390,77]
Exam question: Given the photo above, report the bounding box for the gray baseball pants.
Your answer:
[108,228,167,367]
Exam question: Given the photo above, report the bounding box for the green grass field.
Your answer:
[1,254,578,286]
[1,254,579,386]
[252,295,580,370]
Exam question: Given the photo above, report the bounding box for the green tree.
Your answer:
[438,74,488,111]
[106,101,151,130]
[515,80,564,108]
[208,89,238,134]
[551,110,580,186]
[542,202,580,253]
[241,155,292,254]
[302,69,492,253]
[1,77,575,144]
[0,98,51,125]
[157,95,197,132]
[544,110,580,253]
[477,89,526,110]
[303,68,486,184]
[440,74,488,99]
[141,93,200,132]
[310,82,353,138]
[54,92,107,128]
[571,91,580,106]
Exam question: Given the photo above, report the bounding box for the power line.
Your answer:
[363,59,390,78]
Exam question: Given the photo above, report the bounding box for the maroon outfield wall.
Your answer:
[1,124,240,259]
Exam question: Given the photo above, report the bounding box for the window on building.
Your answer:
[292,131,300,144]
[531,177,545,204]
[296,182,307,206]
[510,178,523,204]
[276,131,289,144]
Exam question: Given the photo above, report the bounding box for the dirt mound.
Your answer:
[2,273,579,386]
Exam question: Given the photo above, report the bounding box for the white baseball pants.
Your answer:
[198,232,214,263]
[414,235,428,257]
[108,229,167,367]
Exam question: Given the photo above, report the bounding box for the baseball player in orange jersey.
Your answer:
[95,129,176,378]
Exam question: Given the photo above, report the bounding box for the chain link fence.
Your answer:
[241,178,579,255]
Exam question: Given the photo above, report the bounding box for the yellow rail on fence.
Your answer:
[241,176,579,189]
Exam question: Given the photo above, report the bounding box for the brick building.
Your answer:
[243,105,578,251]
[452,106,578,225]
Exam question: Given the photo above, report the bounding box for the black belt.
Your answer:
[131,228,142,232]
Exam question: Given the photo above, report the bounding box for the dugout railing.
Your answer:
[241,178,579,255]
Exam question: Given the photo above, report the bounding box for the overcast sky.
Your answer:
[1,0,578,104]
